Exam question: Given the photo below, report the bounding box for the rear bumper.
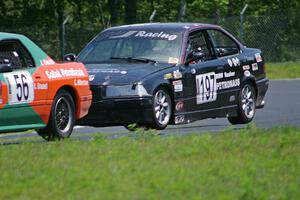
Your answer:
[256,78,269,109]
[77,94,93,119]
[76,96,153,126]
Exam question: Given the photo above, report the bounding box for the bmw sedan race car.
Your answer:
[0,32,92,140]
[68,23,269,130]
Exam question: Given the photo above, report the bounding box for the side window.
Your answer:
[207,30,239,57]
[186,31,214,61]
[0,40,34,70]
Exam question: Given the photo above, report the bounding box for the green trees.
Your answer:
[0,0,299,61]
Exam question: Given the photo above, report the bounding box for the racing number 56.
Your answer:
[4,71,34,104]
[13,74,29,101]
[196,72,217,104]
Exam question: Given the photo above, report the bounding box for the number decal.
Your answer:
[4,71,34,104]
[196,72,217,104]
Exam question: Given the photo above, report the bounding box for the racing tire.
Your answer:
[228,83,256,125]
[37,90,75,141]
[148,87,172,130]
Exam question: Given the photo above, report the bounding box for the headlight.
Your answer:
[106,84,149,97]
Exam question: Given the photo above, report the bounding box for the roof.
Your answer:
[0,32,49,67]
[0,32,27,40]
[104,23,221,32]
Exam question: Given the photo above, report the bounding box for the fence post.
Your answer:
[149,10,156,22]
[240,4,248,45]
[61,16,70,60]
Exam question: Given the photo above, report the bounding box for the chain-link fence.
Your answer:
[1,11,299,62]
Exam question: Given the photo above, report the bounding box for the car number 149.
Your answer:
[196,72,217,104]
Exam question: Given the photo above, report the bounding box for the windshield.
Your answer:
[77,30,183,64]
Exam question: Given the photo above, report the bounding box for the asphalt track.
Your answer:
[1,79,300,142]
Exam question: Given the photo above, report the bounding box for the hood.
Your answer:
[85,62,174,85]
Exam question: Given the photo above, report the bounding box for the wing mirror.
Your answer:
[185,49,205,65]
[0,63,13,73]
[63,53,76,62]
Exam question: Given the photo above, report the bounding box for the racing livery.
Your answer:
[68,23,268,130]
[0,32,92,140]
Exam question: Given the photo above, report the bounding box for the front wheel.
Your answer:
[149,88,172,130]
[37,90,75,141]
[228,83,256,125]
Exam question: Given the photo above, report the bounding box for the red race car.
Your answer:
[0,32,92,140]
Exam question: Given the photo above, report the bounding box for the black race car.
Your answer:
[67,23,269,130]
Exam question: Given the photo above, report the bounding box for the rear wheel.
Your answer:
[37,90,75,141]
[228,83,256,124]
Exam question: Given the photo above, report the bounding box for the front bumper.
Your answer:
[76,96,153,127]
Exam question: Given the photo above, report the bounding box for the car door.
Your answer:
[181,30,225,116]
[206,29,244,107]
[0,39,39,127]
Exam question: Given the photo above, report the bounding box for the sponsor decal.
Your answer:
[40,57,55,66]
[215,72,224,79]
[172,70,182,79]
[227,59,233,67]
[110,31,138,39]
[243,65,250,70]
[168,57,179,64]
[232,57,240,66]
[173,80,183,92]
[60,68,85,77]
[216,78,240,90]
[164,73,172,80]
[255,53,262,62]
[252,63,258,71]
[191,68,196,74]
[45,70,62,79]
[175,101,184,111]
[175,115,185,124]
[74,79,89,86]
[164,70,182,80]
[227,57,240,67]
[224,71,235,78]
[89,74,95,81]
[244,70,251,77]
[34,82,48,90]
[45,68,85,79]
[135,31,178,41]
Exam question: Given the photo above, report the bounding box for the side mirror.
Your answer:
[185,50,205,65]
[0,63,13,73]
[63,53,76,62]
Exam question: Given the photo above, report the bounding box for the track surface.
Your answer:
[1,80,300,141]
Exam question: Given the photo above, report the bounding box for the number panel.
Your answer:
[196,72,217,104]
[4,71,34,104]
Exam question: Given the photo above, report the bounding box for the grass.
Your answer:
[0,125,300,199]
[266,61,300,79]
